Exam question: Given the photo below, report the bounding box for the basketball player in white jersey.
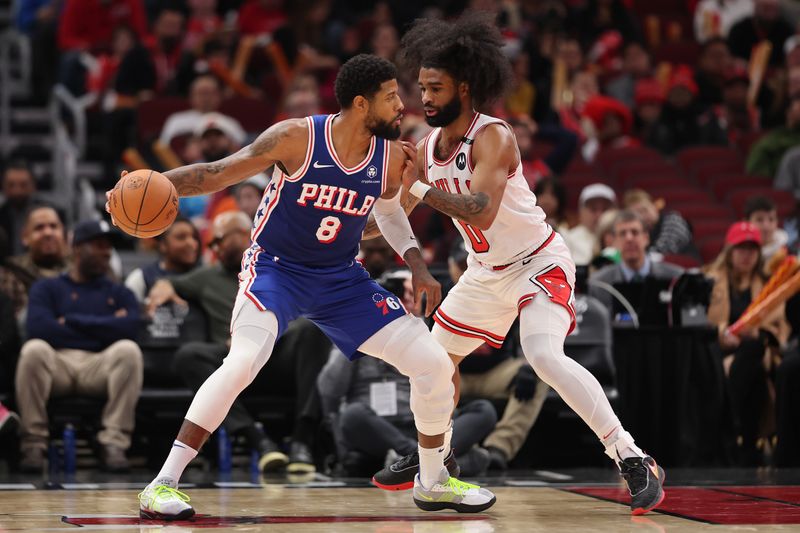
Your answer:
[370,14,665,515]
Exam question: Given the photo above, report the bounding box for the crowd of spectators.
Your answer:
[1,0,800,473]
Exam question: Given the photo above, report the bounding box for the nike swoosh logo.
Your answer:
[522,258,533,265]
[428,164,434,169]
[313,161,334,169]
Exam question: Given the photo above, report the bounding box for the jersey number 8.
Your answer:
[316,216,342,243]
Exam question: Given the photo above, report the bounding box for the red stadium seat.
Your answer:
[690,160,746,186]
[648,188,715,207]
[662,254,702,269]
[219,97,276,135]
[596,146,662,175]
[622,173,691,191]
[699,237,725,264]
[676,146,743,174]
[728,188,797,219]
[136,97,190,144]
[691,219,735,242]
[709,175,771,201]
[615,160,681,182]
[678,204,736,222]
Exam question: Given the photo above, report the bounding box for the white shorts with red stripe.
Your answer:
[432,232,576,356]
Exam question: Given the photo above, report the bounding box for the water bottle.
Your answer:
[217,427,232,475]
[63,424,76,474]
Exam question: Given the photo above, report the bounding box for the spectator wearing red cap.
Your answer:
[698,65,759,146]
[646,66,707,154]
[705,221,790,466]
[582,94,640,151]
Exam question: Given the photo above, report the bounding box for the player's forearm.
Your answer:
[420,187,493,230]
[362,190,421,240]
[402,247,427,273]
[164,161,230,196]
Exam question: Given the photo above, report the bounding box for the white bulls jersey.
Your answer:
[422,112,550,266]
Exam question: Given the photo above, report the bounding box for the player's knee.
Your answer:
[521,334,564,381]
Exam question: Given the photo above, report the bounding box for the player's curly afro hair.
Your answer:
[399,12,513,108]
[334,54,397,109]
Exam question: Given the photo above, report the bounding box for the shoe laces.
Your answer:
[393,451,419,470]
[139,485,191,504]
[443,477,479,497]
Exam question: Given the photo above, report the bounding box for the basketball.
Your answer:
[108,169,179,238]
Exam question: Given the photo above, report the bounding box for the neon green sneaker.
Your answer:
[413,470,496,513]
[138,483,195,520]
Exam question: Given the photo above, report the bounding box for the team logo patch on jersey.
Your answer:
[367,165,378,178]
[373,293,401,315]
[456,152,467,170]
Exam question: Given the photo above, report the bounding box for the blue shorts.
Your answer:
[241,257,407,359]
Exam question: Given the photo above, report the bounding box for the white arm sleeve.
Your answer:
[372,189,420,259]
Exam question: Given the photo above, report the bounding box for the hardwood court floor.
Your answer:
[2,481,800,532]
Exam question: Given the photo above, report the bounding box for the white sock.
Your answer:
[153,440,198,487]
[602,427,645,463]
[443,421,453,456]
[418,445,446,489]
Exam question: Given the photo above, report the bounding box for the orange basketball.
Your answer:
[109,169,179,238]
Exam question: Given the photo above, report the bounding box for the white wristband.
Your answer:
[409,181,432,200]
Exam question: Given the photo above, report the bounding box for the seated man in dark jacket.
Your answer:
[15,219,142,472]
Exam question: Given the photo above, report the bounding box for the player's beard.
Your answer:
[424,94,461,127]
[366,113,402,140]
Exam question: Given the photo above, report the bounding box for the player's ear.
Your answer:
[458,81,469,99]
[353,95,369,114]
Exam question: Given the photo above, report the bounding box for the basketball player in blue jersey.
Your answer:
[368,14,666,515]
[107,55,496,519]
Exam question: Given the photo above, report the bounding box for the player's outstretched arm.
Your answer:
[406,124,515,230]
[164,118,308,196]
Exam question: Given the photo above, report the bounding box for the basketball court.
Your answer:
[2,468,800,532]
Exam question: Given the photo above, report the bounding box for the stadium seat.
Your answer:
[678,204,736,221]
[662,254,702,269]
[219,96,276,136]
[691,219,734,242]
[676,146,742,175]
[647,188,715,206]
[596,146,662,175]
[690,160,746,187]
[699,237,725,263]
[728,188,796,219]
[135,97,190,145]
[620,172,690,191]
[615,160,681,182]
[709,175,771,201]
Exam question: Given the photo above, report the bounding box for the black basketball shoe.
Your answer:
[372,449,460,491]
[619,455,666,515]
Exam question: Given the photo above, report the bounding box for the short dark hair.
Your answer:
[744,195,777,219]
[399,11,513,108]
[613,209,645,233]
[2,158,34,181]
[334,54,397,109]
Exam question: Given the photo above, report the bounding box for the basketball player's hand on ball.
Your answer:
[105,170,129,227]
[410,265,441,317]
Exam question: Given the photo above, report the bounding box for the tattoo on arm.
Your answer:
[164,162,226,196]
[164,120,294,196]
[423,187,489,223]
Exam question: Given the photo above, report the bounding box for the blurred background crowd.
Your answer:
[1,0,800,478]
